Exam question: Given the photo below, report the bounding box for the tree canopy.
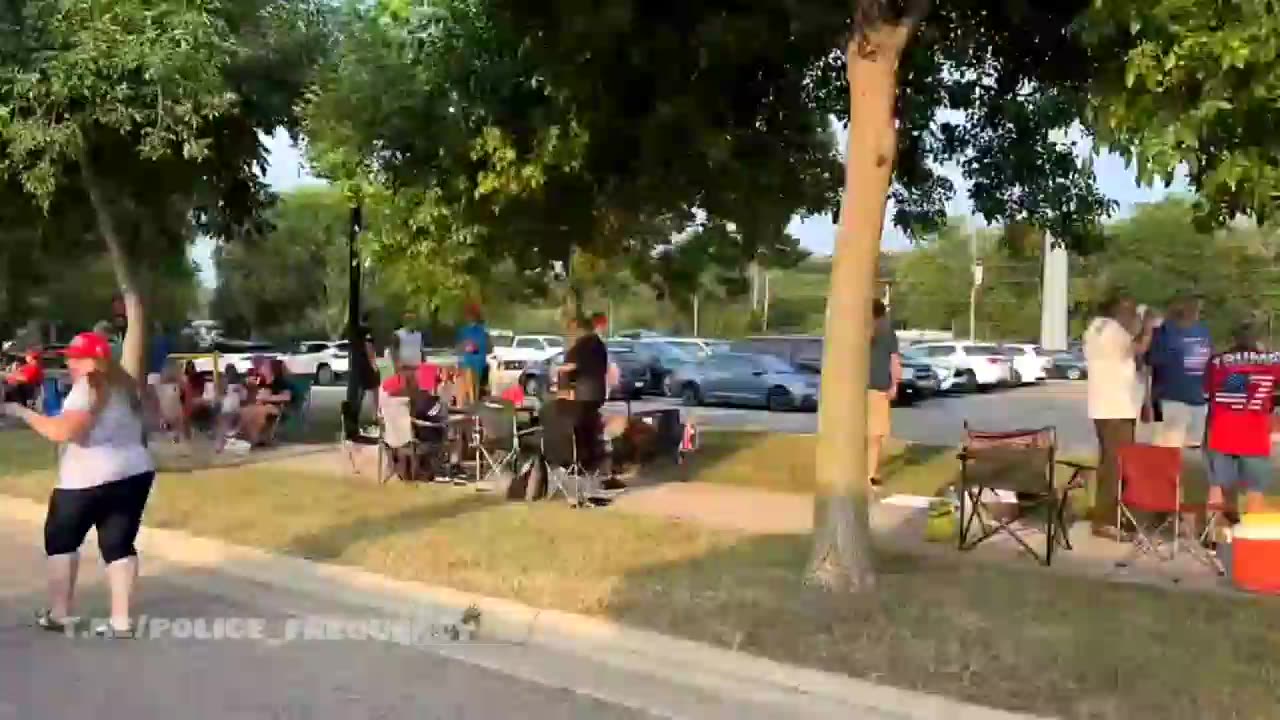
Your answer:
[1085,0,1280,229]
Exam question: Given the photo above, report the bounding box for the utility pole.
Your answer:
[692,293,700,336]
[343,203,363,438]
[969,259,983,342]
[762,271,771,332]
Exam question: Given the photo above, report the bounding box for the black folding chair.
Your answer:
[957,424,1089,566]
[539,399,603,507]
[472,399,539,492]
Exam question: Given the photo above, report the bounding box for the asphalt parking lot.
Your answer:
[312,379,1096,452]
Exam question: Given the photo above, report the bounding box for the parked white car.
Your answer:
[285,340,351,385]
[488,334,566,391]
[902,346,962,393]
[907,341,1012,392]
[1000,343,1051,385]
[188,340,281,376]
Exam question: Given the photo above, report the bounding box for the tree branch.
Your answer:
[80,147,147,383]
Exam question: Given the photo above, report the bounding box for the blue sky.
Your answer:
[197,129,1182,283]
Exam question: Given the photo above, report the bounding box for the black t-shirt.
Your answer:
[350,323,378,380]
[566,333,608,401]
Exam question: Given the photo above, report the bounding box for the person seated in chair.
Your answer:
[3,348,44,409]
[240,358,292,446]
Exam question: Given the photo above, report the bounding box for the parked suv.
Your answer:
[286,340,350,385]
[999,343,1051,385]
[907,341,1012,391]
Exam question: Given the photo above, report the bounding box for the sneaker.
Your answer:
[92,621,135,639]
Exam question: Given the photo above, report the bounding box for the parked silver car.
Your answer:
[668,352,818,411]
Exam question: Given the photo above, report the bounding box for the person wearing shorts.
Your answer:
[867,300,900,488]
[1148,295,1211,448]
[2,331,154,638]
[1203,323,1280,518]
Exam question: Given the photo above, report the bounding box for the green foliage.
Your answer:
[1086,0,1280,228]
[0,0,329,310]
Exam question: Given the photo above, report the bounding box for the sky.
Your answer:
[196,127,1182,283]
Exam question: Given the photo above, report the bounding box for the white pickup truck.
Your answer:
[488,334,565,392]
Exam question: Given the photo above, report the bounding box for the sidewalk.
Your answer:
[611,481,1234,595]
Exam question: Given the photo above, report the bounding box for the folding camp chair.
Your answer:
[278,376,313,440]
[377,396,447,484]
[1114,444,1223,575]
[471,399,539,492]
[539,398,605,506]
[957,424,1088,566]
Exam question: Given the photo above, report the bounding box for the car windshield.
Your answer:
[543,337,564,348]
[490,335,515,348]
[967,344,1001,356]
[706,342,731,354]
[999,346,1025,356]
[753,354,796,373]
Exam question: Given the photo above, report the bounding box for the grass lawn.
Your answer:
[3,428,1279,719]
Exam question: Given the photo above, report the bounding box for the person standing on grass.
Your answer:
[1084,292,1156,541]
[1203,322,1280,521]
[1148,294,1212,449]
[456,303,491,406]
[867,299,900,489]
[1,331,154,638]
[4,347,44,408]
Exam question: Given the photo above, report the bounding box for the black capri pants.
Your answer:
[44,472,154,564]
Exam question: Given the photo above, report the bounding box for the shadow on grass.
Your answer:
[284,494,494,561]
[603,531,1280,720]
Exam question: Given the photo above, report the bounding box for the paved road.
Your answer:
[312,380,1096,451]
[0,522,655,720]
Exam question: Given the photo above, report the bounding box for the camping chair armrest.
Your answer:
[409,418,447,429]
[1055,459,1095,471]
[515,427,540,437]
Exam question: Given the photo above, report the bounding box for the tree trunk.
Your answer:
[81,157,146,384]
[806,21,918,593]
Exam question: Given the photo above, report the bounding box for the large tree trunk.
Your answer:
[806,19,920,593]
[81,157,146,383]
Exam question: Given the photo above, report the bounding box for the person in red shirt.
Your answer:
[1203,322,1280,517]
[381,362,440,397]
[4,349,45,407]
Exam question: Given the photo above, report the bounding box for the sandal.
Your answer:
[34,609,78,634]
[92,621,136,639]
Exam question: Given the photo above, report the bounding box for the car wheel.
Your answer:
[662,375,674,397]
[766,387,791,412]
[961,370,979,392]
[1010,369,1022,386]
[681,383,702,406]
[1066,367,1083,381]
[523,376,542,396]
[316,364,335,386]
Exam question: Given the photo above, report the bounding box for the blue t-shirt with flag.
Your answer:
[456,323,490,373]
[1148,321,1212,406]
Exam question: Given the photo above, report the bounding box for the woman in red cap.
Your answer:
[2,330,154,637]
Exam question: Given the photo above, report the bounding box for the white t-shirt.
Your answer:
[1084,317,1143,420]
[59,379,154,490]
[394,328,423,367]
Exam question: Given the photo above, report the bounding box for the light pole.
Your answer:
[969,260,983,342]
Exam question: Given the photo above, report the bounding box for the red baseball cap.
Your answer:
[63,332,111,360]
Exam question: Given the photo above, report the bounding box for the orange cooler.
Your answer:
[1232,515,1280,595]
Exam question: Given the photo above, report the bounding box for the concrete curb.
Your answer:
[0,494,1045,720]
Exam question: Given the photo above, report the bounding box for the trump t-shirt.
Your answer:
[1204,350,1280,457]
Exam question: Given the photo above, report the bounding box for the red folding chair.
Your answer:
[1115,444,1222,575]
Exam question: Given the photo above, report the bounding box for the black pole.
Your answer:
[343,203,364,438]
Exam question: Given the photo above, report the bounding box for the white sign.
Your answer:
[972,261,984,287]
